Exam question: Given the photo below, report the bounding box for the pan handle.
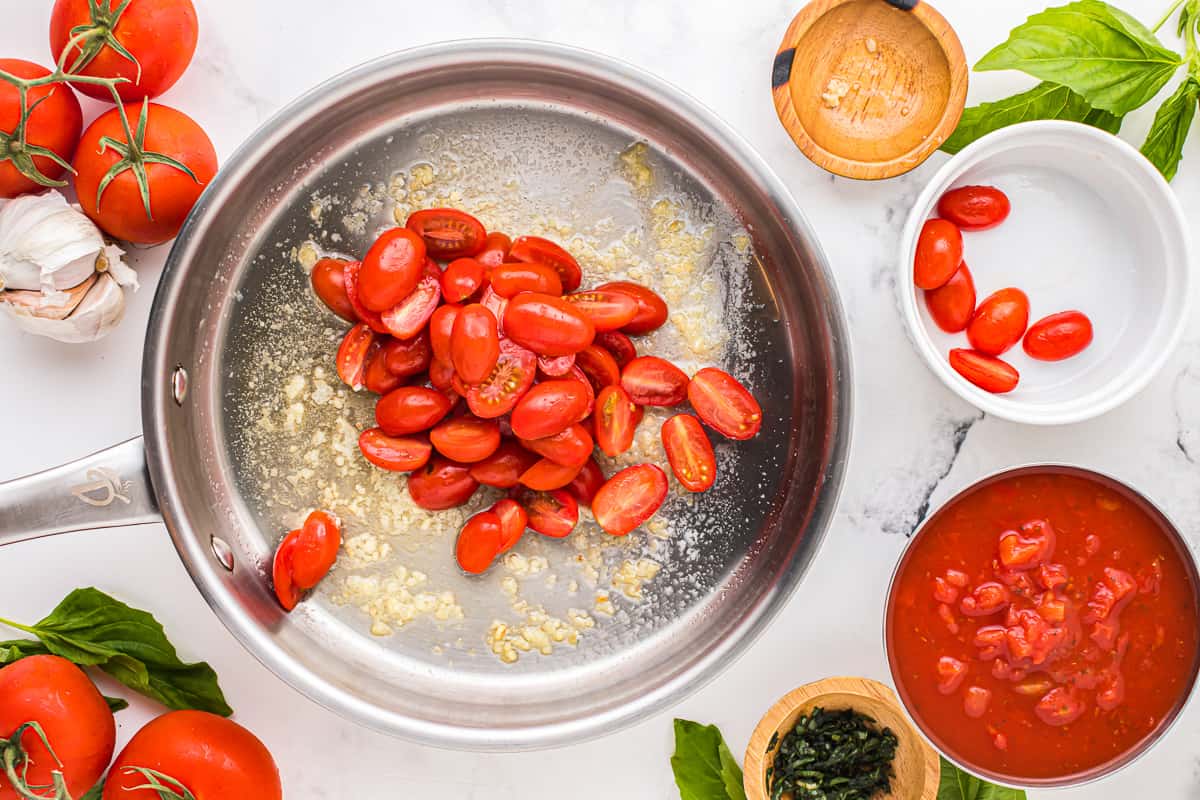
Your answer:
[0,438,161,547]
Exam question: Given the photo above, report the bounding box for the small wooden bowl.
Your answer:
[744,677,939,800]
[771,0,968,180]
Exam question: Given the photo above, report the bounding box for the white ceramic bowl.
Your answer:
[899,121,1192,425]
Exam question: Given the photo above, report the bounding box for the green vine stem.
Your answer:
[1,722,71,800]
[120,767,197,800]
[62,0,140,81]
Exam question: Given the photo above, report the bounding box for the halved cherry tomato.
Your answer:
[514,488,579,537]
[564,290,639,332]
[363,348,404,395]
[429,304,462,365]
[565,457,606,506]
[469,441,540,488]
[519,458,583,490]
[490,262,563,297]
[662,414,716,492]
[595,385,638,456]
[598,281,668,335]
[596,331,637,366]
[273,510,341,610]
[342,260,389,333]
[382,330,432,378]
[466,338,537,418]
[503,292,595,356]
[937,185,1011,231]
[359,227,427,312]
[359,428,432,472]
[621,356,688,406]
[565,365,596,418]
[408,456,479,510]
[575,344,621,391]
[480,286,508,331]
[311,257,356,322]
[1023,310,1094,361]
[592,464,668,536]
[508,236,582,292]
[914,218,963,290]
[949,348,1020,394]
[429,358,457,395]
[522,423,593,466]
[511,380,591,439]
[455,511,502,574]
[687,367,763,440]
[475,232,512,268]
[538,354,575,377]
[430,416,501,463]
[924,263,976,333]
[451,304,501,384]
[491,498,528,552]
[442,258,486,302]
[382,259,442,339]
[406,208,486,259]
[967,288,1029,356]
[336,324,379,390]
[376,386,454,435]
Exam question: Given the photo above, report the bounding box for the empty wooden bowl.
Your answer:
[772,0,968,180]
[744,676,940,800]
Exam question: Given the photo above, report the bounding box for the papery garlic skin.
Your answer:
[4,272,126,343]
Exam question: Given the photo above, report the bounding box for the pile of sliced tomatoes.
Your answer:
[309,207,763,576]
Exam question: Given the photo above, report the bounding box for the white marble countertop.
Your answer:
[3,1,1199,797]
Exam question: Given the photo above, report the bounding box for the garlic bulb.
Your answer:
[0,191,136,342]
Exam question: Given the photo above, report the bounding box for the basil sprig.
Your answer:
[0,588,232,717]
[943,0,1200,179]
[671,719,748,800]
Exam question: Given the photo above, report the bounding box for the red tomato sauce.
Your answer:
[887,470,1199,782]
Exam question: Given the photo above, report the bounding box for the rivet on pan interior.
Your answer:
[210,536,235,571]
[171,366,188,405]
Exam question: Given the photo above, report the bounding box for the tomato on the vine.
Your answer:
[406,208,486,259]
[0,59,83,198]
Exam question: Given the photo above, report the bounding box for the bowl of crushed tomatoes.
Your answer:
[885,464,1200,787]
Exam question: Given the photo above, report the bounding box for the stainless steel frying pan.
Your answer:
[0,41,851,750]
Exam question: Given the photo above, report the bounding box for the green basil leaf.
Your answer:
[975,0,1182,114]
[1141,76,1200,179]
[937,757,1027,800]
[942,82,1122,154]
[104,695,130,713]
[671,719,747,800]
[0,638,50,664]
[14,588,232,717]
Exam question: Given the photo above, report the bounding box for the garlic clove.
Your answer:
[0,191,129,292]
[1,272,125,343]
[3,273,98,320]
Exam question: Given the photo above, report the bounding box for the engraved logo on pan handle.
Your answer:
[71,467,133,507]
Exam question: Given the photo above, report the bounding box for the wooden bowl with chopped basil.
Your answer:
[744,677,938,800]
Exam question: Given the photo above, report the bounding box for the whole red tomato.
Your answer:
[1023,311,1094,361]
[967,288,1029,356]
[0,655,115,800]
[0,59,83,198]
[102,710,281,800]
[50,0,199,102]
[73,102,217,243]
[913,218,963,290]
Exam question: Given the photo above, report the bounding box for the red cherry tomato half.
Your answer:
[382,330,433,378]
[597,281,669,335]
[466,338,537,418]
[490,262,563,297]
[491,498,528,553]
[469,441,541,488]
[595,385,638,456]
[514,488,579,537]
[429,415,502,463]
[522,423,593,466]
[429,304,462,365]
[596,331,637,366]
[575,344,621,391]
[408,456,479,510]
[455,511,503,574]
[564,290,639,332]
[273,510,342,610]
[937,185,1011,231]
[376,386,454,435]
[405,208,486,259]
[967,287,1030,356]
[272,532,302,611]
[311,258,356,322]
[429,358,457,395]
[537,353,575,377]
[687,367,763,440]
[382,259,442,339]
[1023,310,1094,361]
[363,348,403,395]
[451,304,501,385]
[342,260,389,333]
[336,324,380,390]
[592,464,669,536]
[924,262,976,334]
[565,457,606,506]
[662,414,716,492]
[476,232,512,269]
[359,227,427,312]
[480,286,508,331]
[441,258,486,303]
[359,428,432,472]
[621,356,688,406]
[914,218,963,290]
[511,379,591,440]
[565,365,596,419]
[519,458,583,491]
[503,292,595,356]
[508,236,582,292]
[949,348,1020,394]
